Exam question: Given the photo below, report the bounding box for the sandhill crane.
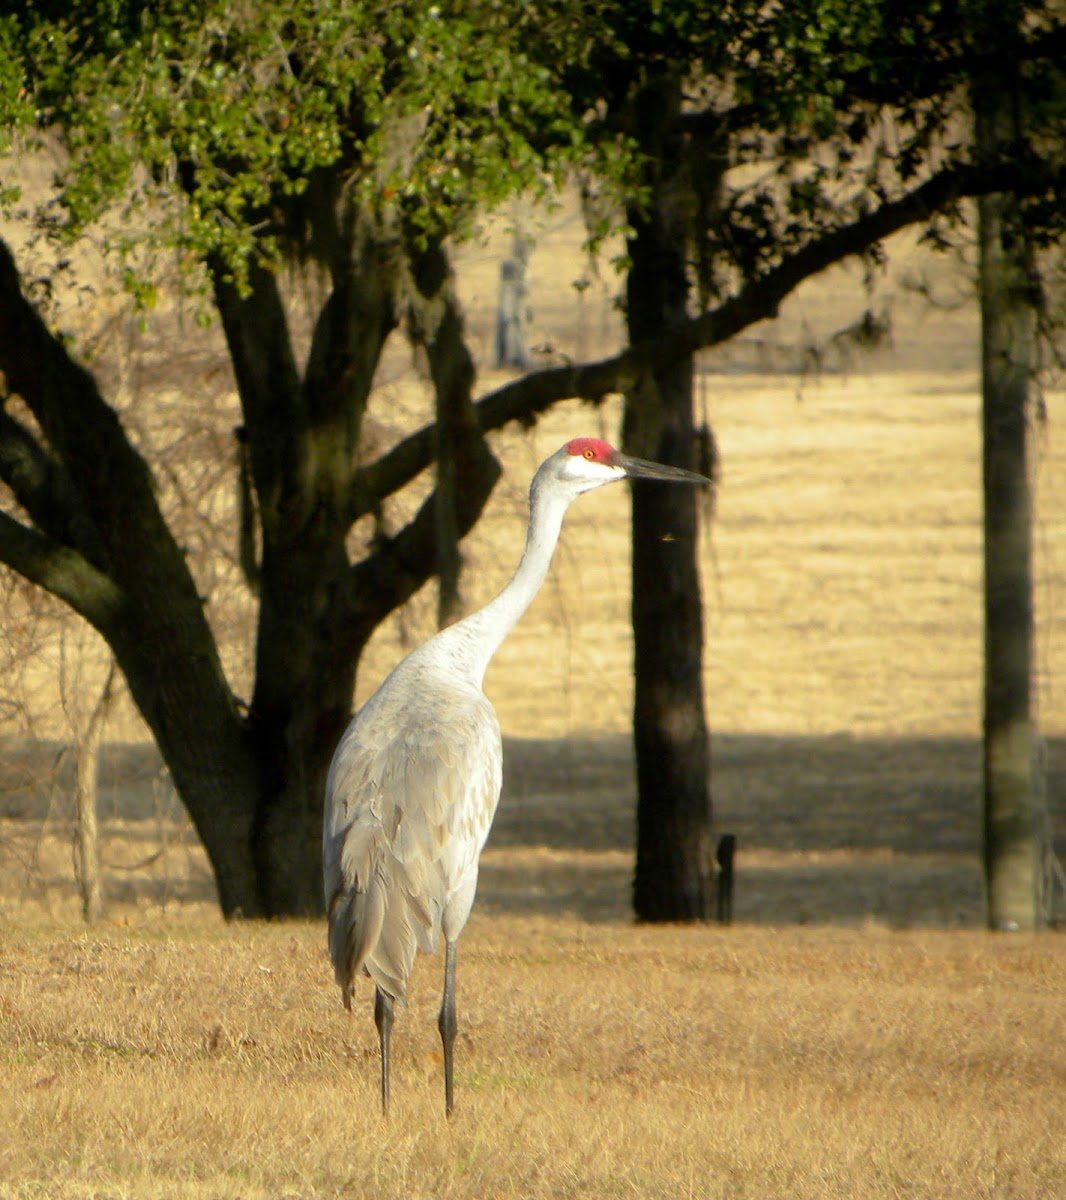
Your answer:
[323,437,709,1116]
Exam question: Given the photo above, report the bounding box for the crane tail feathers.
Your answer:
[328,873,386,1006]
[328,865,420,1007]
[365,904,417,1002]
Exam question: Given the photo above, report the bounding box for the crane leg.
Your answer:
[438,939,458,1117]
[374,985,394,1117]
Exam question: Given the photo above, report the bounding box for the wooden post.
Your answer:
[716,834,736,925]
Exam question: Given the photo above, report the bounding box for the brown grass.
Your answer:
[2,914,1065,1199]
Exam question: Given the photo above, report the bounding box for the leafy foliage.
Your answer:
[557,0,1064,310]
[6,0,600,291]
[9,0,1061,308]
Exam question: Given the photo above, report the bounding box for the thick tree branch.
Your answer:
[347,352,635,524]
[0,237,204,599]
[0,237,256,899]
[405,236,494,625]
[209,254,305,537]
[345,444,501,646]
[303,231,399,433]
[0,239,152,553]
[0,510,125,631]
[0,405,110,569]
[678,159,1049,359]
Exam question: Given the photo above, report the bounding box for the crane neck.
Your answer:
[433,471,571,685]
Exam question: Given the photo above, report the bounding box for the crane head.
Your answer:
[555,437,711,492]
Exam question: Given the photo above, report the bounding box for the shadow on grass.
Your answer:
[477,842,990,927]
[1,732,1063,928]
[498,732,1066,858]
[485,732,1066,928]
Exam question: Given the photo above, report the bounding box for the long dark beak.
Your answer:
[615,452,711,486]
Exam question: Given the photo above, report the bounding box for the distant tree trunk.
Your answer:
[73,657,115,924]
[493,235,531,370]
[974,27,1047,930]
[624,72,713,922]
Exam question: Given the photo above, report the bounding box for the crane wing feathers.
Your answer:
[323,676,502,1005]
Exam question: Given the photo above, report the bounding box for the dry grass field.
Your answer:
[2,915,1065,1199]
[2,202,1066,1197]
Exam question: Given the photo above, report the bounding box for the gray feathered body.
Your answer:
[323,647,503,1007]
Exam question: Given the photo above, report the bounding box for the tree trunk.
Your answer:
[624,74,713,922]
[210,230,502,915]
[209,231,398,916]
[406,240,482,628]
[493,234,531,370]
[975,70,1046,930]
[627,398,713,921]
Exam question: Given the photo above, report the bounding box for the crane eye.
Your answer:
[583,448,596,460]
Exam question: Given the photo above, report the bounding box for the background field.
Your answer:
[1,202,1065,1197]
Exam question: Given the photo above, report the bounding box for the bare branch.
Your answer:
[0,511,125,633]
[350,157,1050,524]
[345,443,500,647]
[0,405,110,569]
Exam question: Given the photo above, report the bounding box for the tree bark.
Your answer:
[624,73,713,922]
[975,49,1046,930]
[404,239,485,628]
[205,225,501,914]
[210,232,400,916]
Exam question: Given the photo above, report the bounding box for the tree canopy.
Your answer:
[4,1,606,283]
